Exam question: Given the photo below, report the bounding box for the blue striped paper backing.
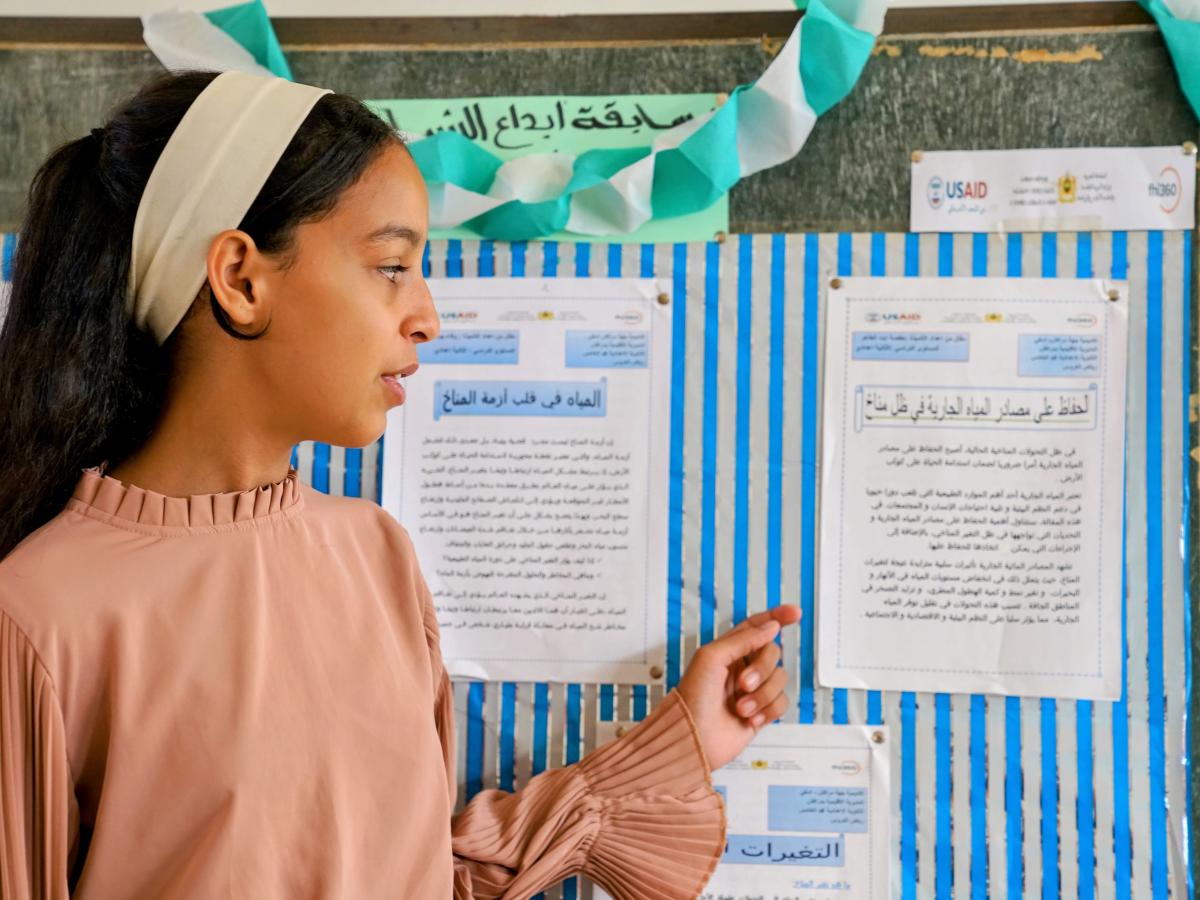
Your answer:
[289,233,1194,900]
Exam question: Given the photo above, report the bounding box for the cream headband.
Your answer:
[127,70,332,344]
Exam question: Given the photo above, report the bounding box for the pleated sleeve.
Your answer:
[0,610,76,900]
[419,590,726,900]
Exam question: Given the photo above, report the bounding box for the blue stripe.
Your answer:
[938,231,953,277]
[289,444,298,471]
[1007,232,1022,278]
[899,232,919,900]
[608,242,621,277]
[866,232,885,728]
[971,694,988,899]
[1146,230,1168,899]
[1077,698,1095,900]
[1076,231,1093,280]
[1004,230,1024,900]
[511,241,527,277]
[837,229,853,275]
[936,694,953,900]
[565,683,582,764]
[1006,695,1023,900]
[905,232,920,277]
[575,242,591,277]
[311,443,330,493]
[698,240,721,645]
[831,233,853,726]
[1,233,15,281]
[733,235,753,625]
[465,682,484,799]
[1075,231,1096,900]
[969,229,989,900]
[478,242,495,280]
[421,242,431,278]
[667,242,688,687]
[799,233,820,723]
[343,447,362,497]
[1041,231,1057,277]
[1182,231,1195,900]
[374,434,384,504]
[901,692,918,900]
[1040,698,1059,900]
[479,239,495,277]
[1111,231,1132,900]
[543,240,558,276]
[446,239,463,277]
[499,682,516,792]
[766,236,786,625]
[531,682,549,775]
[632,685,648,721]
[633,242,656,718]
[1113,518,1132,899]
[1041,232,1060,900]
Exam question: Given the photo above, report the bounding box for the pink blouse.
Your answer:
[0,465,724,898]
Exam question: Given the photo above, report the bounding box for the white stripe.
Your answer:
[713,238,739,639]
[1021,697,1044,898]
[780,234,807,723]
[680,242,709,670]
[747,234,773,627]
[326,444,345,497]
[1158,231,1191,899]
[1089,232,1118,900]
[915,692,938,895]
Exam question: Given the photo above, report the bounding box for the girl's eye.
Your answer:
[380,265,409,282]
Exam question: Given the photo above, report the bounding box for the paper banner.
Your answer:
[141,0,887,241]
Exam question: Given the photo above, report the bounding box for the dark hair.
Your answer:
[0,70,400,560]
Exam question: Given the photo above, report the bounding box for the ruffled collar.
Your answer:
[68,463,304,531]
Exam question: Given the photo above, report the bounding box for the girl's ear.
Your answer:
[205,229,269,332]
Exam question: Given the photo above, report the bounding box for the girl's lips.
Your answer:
[381,373,406,405]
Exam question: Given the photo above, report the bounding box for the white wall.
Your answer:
[0,0,1127,17]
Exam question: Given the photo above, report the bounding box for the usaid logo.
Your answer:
[441,310,478,321]
[928,175,988,210]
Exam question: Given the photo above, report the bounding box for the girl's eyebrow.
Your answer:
[365,224,424,245]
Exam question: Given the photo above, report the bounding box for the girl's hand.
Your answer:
[675,605,803,771]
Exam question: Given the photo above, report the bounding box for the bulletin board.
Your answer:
[280,230,1190,900]
[0,6,1195,898]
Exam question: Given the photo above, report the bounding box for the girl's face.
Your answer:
[233,142,439,451]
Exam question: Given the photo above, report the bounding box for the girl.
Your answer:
[0,69,800,899]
